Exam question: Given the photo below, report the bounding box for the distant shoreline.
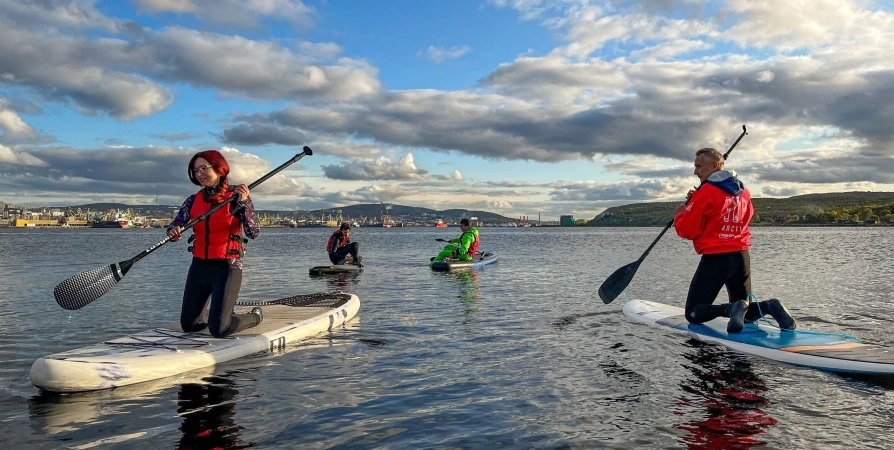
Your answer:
[2,222,891,230]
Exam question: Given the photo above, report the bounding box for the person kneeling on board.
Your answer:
[327,222,363,267]
[674,147,796,333]
[167,150,263,338]
[431,218,479,263]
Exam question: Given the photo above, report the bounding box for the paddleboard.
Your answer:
[430,252,497,271]
[623,299,894,374]
[30,291,360,393]
[309,264,362,275]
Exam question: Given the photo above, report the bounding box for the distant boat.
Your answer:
[435,219,448,228]
[92,212,131,228]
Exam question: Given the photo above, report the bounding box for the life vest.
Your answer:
[463,229,480,257]
[327,230,348,253]
[188,190,245,259]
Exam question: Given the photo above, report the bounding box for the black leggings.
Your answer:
[685,251,751,324]
[180,258,260,338]
[329,242,360,264]
[684,251,775,324]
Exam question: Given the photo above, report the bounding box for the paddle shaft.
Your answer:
[130,147,312,266]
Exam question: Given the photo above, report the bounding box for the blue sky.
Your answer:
[2,0,894,221]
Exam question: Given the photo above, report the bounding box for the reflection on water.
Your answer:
[434,269,483,316]
[454,269,481,314]
[177,377,252,450]
[675,342,777,449]
[313,271,362,291]
[27,368,217,445]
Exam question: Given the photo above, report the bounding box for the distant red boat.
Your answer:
[92,220,127,228]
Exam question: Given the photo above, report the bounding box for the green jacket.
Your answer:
[449,227,479,256]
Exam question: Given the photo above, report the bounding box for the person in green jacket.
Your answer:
[432,218,480,263]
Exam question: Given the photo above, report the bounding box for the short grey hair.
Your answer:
[696,147,723,164]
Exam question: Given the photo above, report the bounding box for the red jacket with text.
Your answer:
[674,170,753,255]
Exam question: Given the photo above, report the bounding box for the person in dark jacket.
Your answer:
[327,222,362,266]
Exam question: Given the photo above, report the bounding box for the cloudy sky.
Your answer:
[1,0,893,221]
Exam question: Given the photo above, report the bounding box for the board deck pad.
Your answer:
[430,252,497,271]
[31,292,360,392]
[623,299,894,374]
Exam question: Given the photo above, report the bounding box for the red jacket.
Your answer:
[674,171,752,255]
[190,190,244,259]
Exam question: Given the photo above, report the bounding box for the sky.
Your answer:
[1,0,893,221]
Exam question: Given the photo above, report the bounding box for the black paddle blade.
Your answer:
[54,262,128,310]
[598,260,642,304]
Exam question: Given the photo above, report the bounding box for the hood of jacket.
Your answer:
[705,170,745,196]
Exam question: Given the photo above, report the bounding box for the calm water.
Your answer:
[1,226,894,449]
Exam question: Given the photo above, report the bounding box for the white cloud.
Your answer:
[0,100,35,138]
[723,0,864,51]
[486,199,513,209]
[419,45,471,63]
[134,0,315,30]
[0,143,45,166]
[321,153,429,181]
[0,8,379,120]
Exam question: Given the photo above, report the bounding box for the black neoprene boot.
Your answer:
[727,300,748,333]
[766,299,796,330]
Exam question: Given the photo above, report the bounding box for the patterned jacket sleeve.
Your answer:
[166,195,195,233]
[233,197,260,239]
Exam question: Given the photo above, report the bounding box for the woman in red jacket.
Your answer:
[167,150,263,338]
[674,147,796,333]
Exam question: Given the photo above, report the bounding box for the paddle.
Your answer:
[597,126,748,304]
[53,147,314,311]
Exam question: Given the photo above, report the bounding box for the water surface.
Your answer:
[1,226,893,449]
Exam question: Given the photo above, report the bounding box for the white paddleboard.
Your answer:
[623,299,894,374]
[30,292,360,393]
[430,252,497,271]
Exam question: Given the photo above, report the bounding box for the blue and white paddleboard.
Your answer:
[623,299,894,375]
[430,252,497,271]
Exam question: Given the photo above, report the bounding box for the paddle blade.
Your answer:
[54,262,128,310]
[598,260,642,304]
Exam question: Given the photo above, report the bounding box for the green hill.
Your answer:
[588,191,894,226]
[305,204,515,223]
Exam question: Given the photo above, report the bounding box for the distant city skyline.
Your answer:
[0,199,539,222]
[2,1,894,223]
